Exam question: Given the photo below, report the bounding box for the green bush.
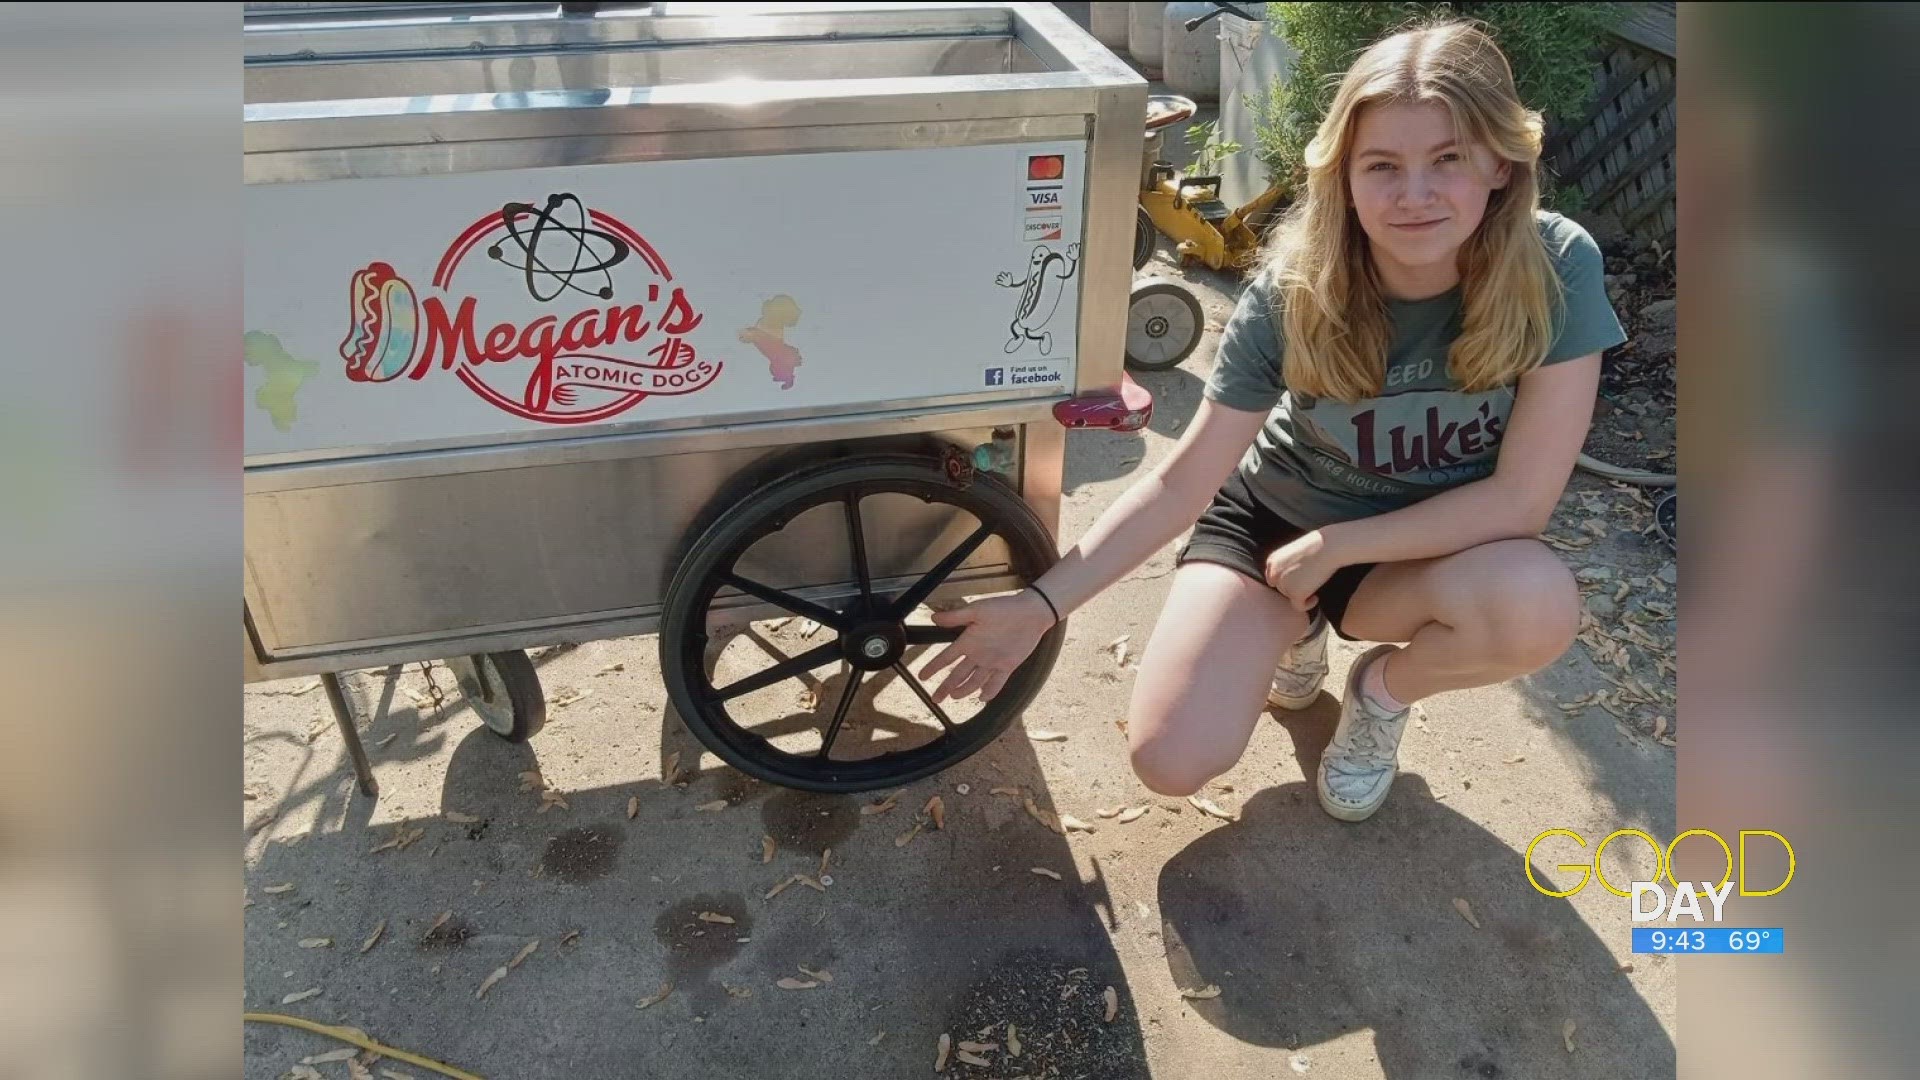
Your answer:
[1252,2,1625,210]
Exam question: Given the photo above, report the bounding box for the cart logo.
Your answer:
[994,242,1079,356]
[340,193,722,425]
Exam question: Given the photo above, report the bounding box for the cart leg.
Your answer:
[320,672,379,798]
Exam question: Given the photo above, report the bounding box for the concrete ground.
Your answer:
[243,265,1676,1080]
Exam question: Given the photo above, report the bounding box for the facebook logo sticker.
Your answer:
[984,368,1006,387]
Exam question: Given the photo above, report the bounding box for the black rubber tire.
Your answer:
[1124,279,1206,372]
[659,454,1066,793]
[449,650,546,743]
[1133,207,1156,271]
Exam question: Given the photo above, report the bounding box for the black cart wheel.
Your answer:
[659,455,1066,793]
[1133,207,1156,271]
[447,650,546,743]
[1124,278,1205,372]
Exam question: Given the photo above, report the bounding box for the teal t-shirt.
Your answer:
[1204,210,1628,528]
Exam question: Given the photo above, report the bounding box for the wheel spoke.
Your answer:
[905,624,963,645]
[891,522,996,618]
[892,662,955,731]
[719,571,847,630]
[713,641,841,702]
[844,490,873,608]
[815,670,864,760]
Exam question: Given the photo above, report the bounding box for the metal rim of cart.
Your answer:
[243,2,1152,797]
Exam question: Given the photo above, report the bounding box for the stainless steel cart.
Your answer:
[243,2,1150,795]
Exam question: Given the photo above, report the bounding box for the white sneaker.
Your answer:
[1317,644,1411,822]
[1267,611,1330,711]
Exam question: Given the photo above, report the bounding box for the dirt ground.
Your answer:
[245,15,1676,1078]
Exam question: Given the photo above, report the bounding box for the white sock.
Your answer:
[1360,650,1409,712]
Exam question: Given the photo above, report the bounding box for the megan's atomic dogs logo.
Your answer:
[340,193,721,424]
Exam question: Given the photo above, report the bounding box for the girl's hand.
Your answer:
[1264,531,1341,612]
[916,591,1057,702]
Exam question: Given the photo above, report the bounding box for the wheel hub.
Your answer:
[1145,315,1169,338]
[841,620,906,671]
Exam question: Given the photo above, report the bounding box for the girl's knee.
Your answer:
[1469,546,1581,669]
[1128,734,1228,797]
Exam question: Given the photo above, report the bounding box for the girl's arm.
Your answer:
[922,398,1266,700]
[1320,352,1604,567]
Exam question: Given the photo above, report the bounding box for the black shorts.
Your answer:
[1175,469,1379,642]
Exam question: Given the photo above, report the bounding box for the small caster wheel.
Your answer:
[446,650,546,743]
[1124,278,1205,372]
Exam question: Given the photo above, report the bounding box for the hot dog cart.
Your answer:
[243,3,1151,795]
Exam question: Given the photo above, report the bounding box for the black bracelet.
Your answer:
[1029,583,1062,625]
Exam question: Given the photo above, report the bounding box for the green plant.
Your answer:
[1253,2,1625,196]
[1182,119,1247,177]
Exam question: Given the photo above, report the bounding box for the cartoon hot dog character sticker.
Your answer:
[341,261,419,383]
[995,242,1078,356]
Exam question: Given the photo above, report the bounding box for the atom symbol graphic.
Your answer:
[487,192,631,303]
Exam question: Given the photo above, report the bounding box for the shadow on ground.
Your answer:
[1156,703,1673,1079]
[244,644,1150,1080]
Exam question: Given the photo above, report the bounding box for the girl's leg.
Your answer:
[1338,538,1583,702]
[1128,561,1311,796]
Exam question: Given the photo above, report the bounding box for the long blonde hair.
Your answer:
[1263,20,1563,402]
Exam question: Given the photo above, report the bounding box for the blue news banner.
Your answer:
[1632,928,1784,954]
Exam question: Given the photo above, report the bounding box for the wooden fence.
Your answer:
[1544,2,1677,244]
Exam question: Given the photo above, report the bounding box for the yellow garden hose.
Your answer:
[243,1012,484,1080]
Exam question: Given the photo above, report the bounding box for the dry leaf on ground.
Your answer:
[1107,635,1131,665]
[956,1051,992,1067]
[445,812,480,825]
[663,752,681,780]
[1563,1018,1577,1053]
[765,875,802,900]
[959,1041,997,1054]
[1059,815,1096,833]
[896,821,925,848]
[697,912,735,925]
[348,1060,375,1080]
[819,849,832,876]
[1007,1025,1021,1057]
[1030,867,1062,881]
[697,800,729,812]
[926,796,946,830]
[777,977,819,990]
[635,982,672,1010]
[553,689,591,708]
[1095,807,1121,819]
[1024,796,1063,835]
[725,985,753,999]
[1028,729,1069,742]
[1453,898,1482,929]
[1187,796,1237,822]
[861,795,899,816]
[286,1068,325,1080]
[560,930,581,947]
[798,966,833,983]
[518,770,543,792]
[282,988,321,1005]
[990,786,1022,798]
[298,938,332,949]
[762,835,776,863]
[424,911,452,939]
[1504,754,1526,765]
[935,1033,952,1072]
[360,920,386,954]
[379,1071,415,1080]
[1103,986,1119,1022]
[1119,806,1149,824]
[627,797,639,820]
[1180,985,1222,1000]
[264,883,296,895]
[303,1049,357,1065]
[869,1031,886,1046]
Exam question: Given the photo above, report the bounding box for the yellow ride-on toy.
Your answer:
[1133,94,1288,274]
[1123,95,1286,373]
